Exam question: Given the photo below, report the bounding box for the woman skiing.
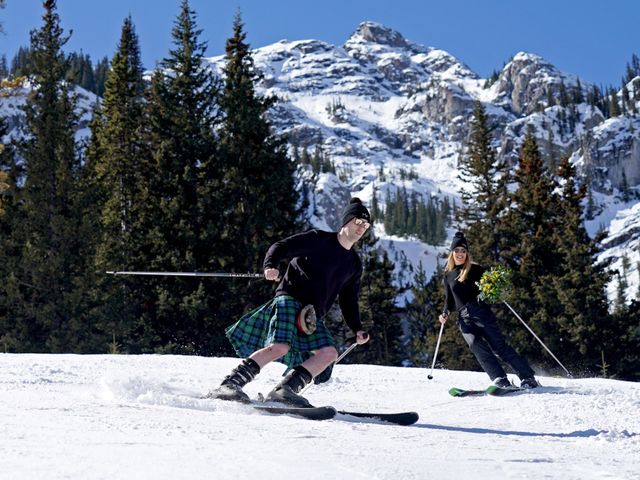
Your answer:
[439,231,539,389]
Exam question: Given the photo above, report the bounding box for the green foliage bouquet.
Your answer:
[476,265,512,304]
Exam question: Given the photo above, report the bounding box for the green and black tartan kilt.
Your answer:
[225,294,336,383]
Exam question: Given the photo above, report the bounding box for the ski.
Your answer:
[204,391,417,424]
[337,410,419,426]
[253,405,337,420]
[487,385,523,396]
[448,387,488,397]
[449,385,523,397]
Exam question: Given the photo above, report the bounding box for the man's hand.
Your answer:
[438,312,449,324]
[355,330,369,345]
[264,268,280,281]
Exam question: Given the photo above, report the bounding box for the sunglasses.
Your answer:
[354,218,371,229]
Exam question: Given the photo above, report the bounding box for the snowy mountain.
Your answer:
[2,21,639,301]
[202,21,640,301]
[1,353,638,479]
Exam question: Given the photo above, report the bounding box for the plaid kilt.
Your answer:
[225,294,336,383]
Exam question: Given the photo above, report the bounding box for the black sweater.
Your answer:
[442,263,487,315]
[263,229,363,333]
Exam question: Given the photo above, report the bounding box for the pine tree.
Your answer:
[609,88,620,117]
[0,55,8,78]
[217,12,298,313]
[559,82,570,107]
[501,133,560,364]
[93,56,109,97]
[456,101,510,265]
[8,0,85,351]
[609,299,640,381]
[620,169,630,202]
[370,184,381,221]
[543,157,610,371]
[82,16,152,352]
[66,51,96,92]
[615,255,631,311]
[546,87,556,107]
[572,79,584,104]
[0,115,23,351]
[10,46,33,76]
[143,0,221,353]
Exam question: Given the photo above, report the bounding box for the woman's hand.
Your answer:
[438,312,449,324]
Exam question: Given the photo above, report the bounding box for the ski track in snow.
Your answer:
[0,354,638,480]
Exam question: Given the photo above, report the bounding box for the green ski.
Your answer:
[449,385,523,397]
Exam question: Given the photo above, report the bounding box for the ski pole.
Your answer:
[300,336,365,395]
[428,321,445,380]
[335,342,359,365]
[106,271,263,279]
[503,300,573,378]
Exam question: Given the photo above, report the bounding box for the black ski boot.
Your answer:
[265,366,314,408]
[493,376,512,388]
[520,377,539,389]
[205,358,260,403]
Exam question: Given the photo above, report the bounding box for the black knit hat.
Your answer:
[341,197,371,227]
[450,231,469,251]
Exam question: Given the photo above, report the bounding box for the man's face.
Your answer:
[345,217,370,242]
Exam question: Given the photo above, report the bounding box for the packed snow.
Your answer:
[1,353,638,479]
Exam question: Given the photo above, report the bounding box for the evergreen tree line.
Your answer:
[291,140,336,175]
[0,0,404,368]
[0,0,302,356]
[380,187,450,246]
[543,52,640,118]
[0,46,110,96]
[404,101,639,381]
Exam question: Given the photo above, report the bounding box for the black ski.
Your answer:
[204,391,417,424]
[337,410,419,426]
[253,404,337,420]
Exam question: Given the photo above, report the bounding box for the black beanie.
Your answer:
[341,197,371,227]
[450,231,469,251]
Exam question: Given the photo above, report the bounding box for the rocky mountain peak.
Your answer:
[348,21,409,48]
[494,51,579,116]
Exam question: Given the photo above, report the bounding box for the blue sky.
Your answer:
[1,0,638,87]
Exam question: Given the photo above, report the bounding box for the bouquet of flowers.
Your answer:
[476,264,512,304]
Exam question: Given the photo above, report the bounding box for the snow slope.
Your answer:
[1,354,638,479]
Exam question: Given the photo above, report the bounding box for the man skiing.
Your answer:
[207,198,371,407]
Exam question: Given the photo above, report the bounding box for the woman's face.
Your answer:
[452,247,467,266]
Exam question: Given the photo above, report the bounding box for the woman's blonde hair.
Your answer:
[445,250,473,283]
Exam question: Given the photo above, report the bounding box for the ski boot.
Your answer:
[520,377,539,389]
[265,366,314,408]
[493,376,512,388]
[205,358,260,403]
